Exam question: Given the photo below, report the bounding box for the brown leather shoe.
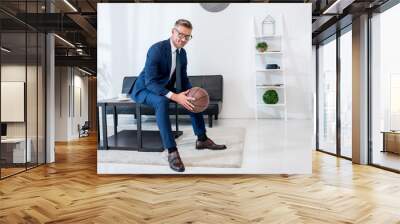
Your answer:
[168,151,185,172]
[196,138,227,150]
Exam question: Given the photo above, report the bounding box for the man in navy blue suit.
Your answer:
[130,19,226,172]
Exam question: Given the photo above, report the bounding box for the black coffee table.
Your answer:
[97,98,182,152]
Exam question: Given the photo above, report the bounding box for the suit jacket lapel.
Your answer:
[165,39,172,77]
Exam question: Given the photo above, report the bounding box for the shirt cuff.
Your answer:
[165,91,173,99]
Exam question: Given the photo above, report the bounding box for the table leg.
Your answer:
[136,103,142,151]
[101,104,108,150]
[96,106,100,145]
[382,133,386,152]
[175,103,179,132]
[113,106,118,136]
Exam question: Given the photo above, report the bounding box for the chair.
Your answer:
[78,121,90,138]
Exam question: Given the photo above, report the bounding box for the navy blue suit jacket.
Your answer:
[130,39,192,103]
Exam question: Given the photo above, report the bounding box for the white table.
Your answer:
[1,138,32,163]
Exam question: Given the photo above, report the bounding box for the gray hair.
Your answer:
[174,19,193,29]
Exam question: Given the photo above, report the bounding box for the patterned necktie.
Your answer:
[175,49,182,93]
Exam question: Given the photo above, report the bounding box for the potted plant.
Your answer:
[256,42,268,52]
[263,89,279,104]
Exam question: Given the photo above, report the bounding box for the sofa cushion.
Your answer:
[121,76,137,94]
[112,75,223,116]
[108,101,221,115]
[188,75,223,102]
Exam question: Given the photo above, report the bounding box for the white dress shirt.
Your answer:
[165,39,181,99]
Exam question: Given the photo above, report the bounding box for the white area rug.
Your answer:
[98,127,245,168]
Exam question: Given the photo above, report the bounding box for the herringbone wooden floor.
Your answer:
[1,134,400,224]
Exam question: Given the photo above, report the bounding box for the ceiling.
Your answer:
[0,0,393,75]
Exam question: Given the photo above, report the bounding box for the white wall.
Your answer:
[55,67,89,141]
[1,63,46,164]
[55,67,68,141]
[97,3,312,119]
[1,65,39,137]
[72,73,89,137]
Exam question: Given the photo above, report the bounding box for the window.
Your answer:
[340,28,352,158]
[370,3,400,171]
[317,36,337,155]
[0,2,46,179]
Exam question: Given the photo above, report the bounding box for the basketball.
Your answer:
[187,87,209,113]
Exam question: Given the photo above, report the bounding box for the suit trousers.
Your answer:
[136,89,206,149]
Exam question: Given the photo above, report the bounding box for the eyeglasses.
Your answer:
[174,28,193,41]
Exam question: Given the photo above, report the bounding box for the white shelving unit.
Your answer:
[255,69,283,72]
[254,32,287,120]
[256,85,284,89]
[255,51,282,55]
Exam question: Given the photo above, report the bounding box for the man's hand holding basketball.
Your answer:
[171,90,196,112]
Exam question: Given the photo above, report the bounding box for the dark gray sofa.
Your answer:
[107,75,223,127]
